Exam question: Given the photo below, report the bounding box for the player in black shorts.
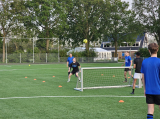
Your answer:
[67,58,81,82]
[130,52,143,94]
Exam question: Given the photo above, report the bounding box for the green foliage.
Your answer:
[138,47,160,57]
[24,0,68,51]
[70,50,97,57]
[133,0,160,45]
[138,48,150,57]
[62,0,110,51]
[103,0,142,57]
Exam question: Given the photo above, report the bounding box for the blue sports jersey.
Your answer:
[141,57,160,95]
[125,56,132,67]
[67,56,74,65]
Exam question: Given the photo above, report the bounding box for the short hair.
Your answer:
[136,52,141,56]
[126,51,129,53]
[148,43,159,54]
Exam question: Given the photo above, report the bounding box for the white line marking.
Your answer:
[0,68,66,71]
[0,95,145,100]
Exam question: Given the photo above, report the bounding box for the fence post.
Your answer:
[46,53,47,63]
[20,53,21,63]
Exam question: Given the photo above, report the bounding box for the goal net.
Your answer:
[74,67,141,91]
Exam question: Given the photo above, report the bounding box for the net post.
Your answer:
[81,68,83,91]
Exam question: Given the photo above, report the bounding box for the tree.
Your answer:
[24,0,67,52]
[103,0,141,57]
[133,0,160,45]
[0,0,26,62]
[63,0,110,53]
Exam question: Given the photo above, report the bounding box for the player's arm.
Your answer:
[67,61,69,67]
[68,64,71,72]
[133,59,136,69]
[79,65,81,72]
[130,60,132,66]
[122,61,125,66]
[141,73,146,96]
[133,64,136,69]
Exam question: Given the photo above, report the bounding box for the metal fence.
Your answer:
[0,53,118,64]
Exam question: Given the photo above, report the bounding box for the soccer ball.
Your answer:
[83,39,87,43]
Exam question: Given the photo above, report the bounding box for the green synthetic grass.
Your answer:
[0,63,159,119]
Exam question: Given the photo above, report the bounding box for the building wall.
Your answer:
[112,51,137,59]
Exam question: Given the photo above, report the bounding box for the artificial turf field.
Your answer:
[0,63,159,119]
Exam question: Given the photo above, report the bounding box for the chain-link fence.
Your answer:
[0,53,118,64]
[0,37,119,64]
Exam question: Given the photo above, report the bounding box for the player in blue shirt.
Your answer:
[141,43,160,119]
[67,54,74,76]
[122,51,133,82]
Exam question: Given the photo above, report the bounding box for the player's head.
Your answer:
[136,52,141,57]
[148,43,159,55]
[125,51,129,56]
[73,58,76,62]
[69,53,72,57]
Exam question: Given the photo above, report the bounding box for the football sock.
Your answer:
[132,89,135,93]
[147,114,153,119]
[68,72,70,76]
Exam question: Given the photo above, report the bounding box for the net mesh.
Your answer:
[75,67,139,91]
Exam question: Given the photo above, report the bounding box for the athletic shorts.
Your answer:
[134,73,142,79]
[71,70,79,75]
[146,94,160,105]
[124,68,131,72]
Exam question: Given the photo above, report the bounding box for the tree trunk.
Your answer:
[46,39,49,52]
[3,37,5,63]
[114,40,118,57]
[86,39,89,51]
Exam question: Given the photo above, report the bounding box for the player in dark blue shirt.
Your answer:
[141,43,160,119]
[67,58,81,82]
[67,54,74,76]
[122,51,133,82]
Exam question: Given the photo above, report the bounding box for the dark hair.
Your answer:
[136,52,140,56]
[148,43,159,54]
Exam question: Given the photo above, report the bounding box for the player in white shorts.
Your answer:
[131,52,143,94]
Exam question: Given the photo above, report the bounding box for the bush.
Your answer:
[70,49,97,57]
[138,48,160,57]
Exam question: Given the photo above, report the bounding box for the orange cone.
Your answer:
[25,77,27,78]
[113,75,115,77]
[101,74,103,76]
[128,77,130,78]
[53,76,55,77]
[59,85,62,87]
[34,79,36,80]
[43,81,45,82]
[119,100,124,103]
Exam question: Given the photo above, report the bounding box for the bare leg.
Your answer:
[76,72,80,81]
[123,71,127,82]
[133,79,137,89]
[67,73,72,82]
[124,71,127,79]
[128,71,133,78]
[148,104,154,115]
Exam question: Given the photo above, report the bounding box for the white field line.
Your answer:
[0,68,66,71]
[0,95,145,100]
